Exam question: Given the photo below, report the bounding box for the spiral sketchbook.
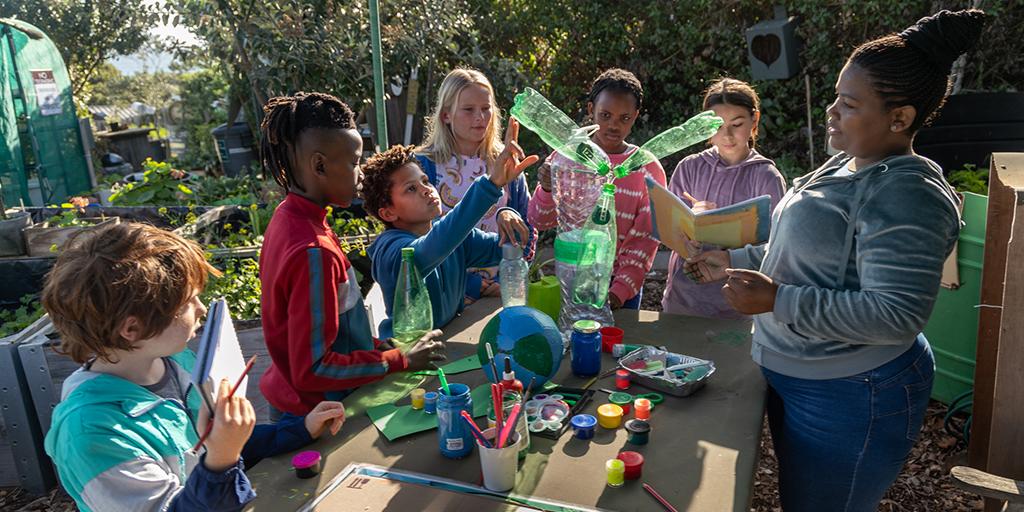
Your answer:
[646,176,772,258]
[191,298,247,415]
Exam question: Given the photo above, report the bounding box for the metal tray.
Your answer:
[617,346,715,397]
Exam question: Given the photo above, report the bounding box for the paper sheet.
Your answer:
[191,299,247,411]
[367,384,492,441]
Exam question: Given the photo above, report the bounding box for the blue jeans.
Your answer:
[762,335,934,512]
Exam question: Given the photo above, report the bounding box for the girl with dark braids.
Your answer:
[258,92,444,419]
[687,10,986,510]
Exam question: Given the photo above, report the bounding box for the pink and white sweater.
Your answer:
[528,147,667,304]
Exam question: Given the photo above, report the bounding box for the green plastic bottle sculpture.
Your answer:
[612,110,724,178]
[572,183,618,307]
[393,247,433,346]
[510,87,612,175]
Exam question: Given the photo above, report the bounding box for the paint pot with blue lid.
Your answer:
[423,391,438,414]
[571,414,597,440]
[436,383,473,459]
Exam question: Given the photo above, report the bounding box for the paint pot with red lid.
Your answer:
[292,451,322,479]
[617,451,644,480]
[615,369,630,390]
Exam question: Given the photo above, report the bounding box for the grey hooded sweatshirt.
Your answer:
[729,152,961,379]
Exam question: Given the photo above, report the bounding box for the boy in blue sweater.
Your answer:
[365,118,537,337]
[42,223,346,511]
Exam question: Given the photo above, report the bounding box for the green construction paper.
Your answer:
[343,373,426,419]
[367,384,492,441]
[413,355,483,376]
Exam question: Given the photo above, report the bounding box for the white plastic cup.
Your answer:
[477,427,522,491]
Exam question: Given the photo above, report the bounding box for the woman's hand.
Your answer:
[497,209,529,246]
[722,268,778,314]
[304,401,345,439]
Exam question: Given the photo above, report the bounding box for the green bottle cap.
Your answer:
[401,247,414,260]
[602,183,616,194]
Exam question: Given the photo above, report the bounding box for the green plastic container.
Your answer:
[922,192,986,404]
[527,275,561,324]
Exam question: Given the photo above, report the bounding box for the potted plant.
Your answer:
[22,197,120,257]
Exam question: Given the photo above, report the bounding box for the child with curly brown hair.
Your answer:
[365,119,536,337]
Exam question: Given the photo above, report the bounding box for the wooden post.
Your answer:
[970,153,1024,511]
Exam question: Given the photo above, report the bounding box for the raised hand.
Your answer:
[489,117,539,188]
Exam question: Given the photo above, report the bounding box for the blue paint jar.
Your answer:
[436,383,473,459]
[570,320,602,377]
[423,391,438,414]
[571,414,597,440]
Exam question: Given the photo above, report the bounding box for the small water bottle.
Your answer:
[499,244,528,308]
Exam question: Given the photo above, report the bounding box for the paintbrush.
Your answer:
[460,410,492,449]
[437,367,451,395]
[491,383,504,443]
[484,341,500,383]
[497,403,522,449]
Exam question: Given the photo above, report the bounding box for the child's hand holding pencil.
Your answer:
[198,377,256,472]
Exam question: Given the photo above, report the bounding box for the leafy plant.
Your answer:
[947,164,989,195]
[325,207,385,255]
[200,257,262,320]
[108,159,194,206]
[45,197,93,228]
[0,295,45,339]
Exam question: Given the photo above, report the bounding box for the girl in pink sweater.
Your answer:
[528,68,666,310]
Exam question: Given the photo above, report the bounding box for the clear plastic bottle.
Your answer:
[498,243,528,308]
[572,183,617,308]
[612,110,723,178]
[392,247,433,346]
[510,87,612,175]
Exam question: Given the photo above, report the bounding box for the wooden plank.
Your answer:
[988,181,1024,481]
[969,153,1024,512]
[970,154,1018,470]
[951,466,1024,505]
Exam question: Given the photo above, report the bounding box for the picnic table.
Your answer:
[244,298,766,511]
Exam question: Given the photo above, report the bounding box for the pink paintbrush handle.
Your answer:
[497,403,522,449]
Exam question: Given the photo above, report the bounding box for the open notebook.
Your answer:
[191,298,247,415]
[646,176,772,258]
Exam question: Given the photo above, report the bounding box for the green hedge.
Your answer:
[462,0,1022,180]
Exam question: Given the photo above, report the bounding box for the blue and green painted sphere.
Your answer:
[477,306,563,388]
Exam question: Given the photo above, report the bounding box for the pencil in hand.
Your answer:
[192,355,257,453]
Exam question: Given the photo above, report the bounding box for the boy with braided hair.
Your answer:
[258,92,445,418]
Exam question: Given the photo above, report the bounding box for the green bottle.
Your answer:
[510,87,612,175]
[393,247,433,346]
[612,110,724,178]
[572,184,617,307]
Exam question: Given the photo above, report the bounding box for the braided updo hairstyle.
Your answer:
[588,68,644,111]
[849,9,986,133]
[259,92,356,191]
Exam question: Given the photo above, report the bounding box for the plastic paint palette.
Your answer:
[527,386,595,440]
